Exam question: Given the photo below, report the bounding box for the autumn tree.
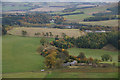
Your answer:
[40,37,48,46]
[45,51,57,68]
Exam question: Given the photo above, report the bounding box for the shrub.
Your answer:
[37,45,44,54]
[101,54,112,61]
[77,52,86,60]
[35,32,41,36]
[55,59,64,68]
[22,30,27,36]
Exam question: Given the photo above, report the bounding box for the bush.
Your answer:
[22,30,27,36]
[55,59,64,68]
[37,45,44,54]
[35,32,41,36]
[101,54,112,61]
[77,52,86,60]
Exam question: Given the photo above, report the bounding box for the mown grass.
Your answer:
[46,72,118,78]
[2,71,48,78]
[3,67,118,78]
[67,48,118,62]
[46,68,118,78]
[2,35,54,73]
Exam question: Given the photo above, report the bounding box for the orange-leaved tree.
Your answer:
[45,51,57,68]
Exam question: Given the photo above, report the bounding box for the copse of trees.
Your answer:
[2,13,52,27]
[106,32,119,49]
[75,32,119,49]
[62,22,113,31]
[76,33,108,49]
[22,13,52,24]
[54,16,65,24]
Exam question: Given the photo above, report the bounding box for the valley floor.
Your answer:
[2,35,119,78]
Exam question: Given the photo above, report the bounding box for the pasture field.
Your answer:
[3,67,118,78]
[7,27,85,38]
[67,48,118,62]
[64,14,92,22]
[79,20,118,27]
[2,35,54,73]
[2,6,31,11]
[46,72,118,78]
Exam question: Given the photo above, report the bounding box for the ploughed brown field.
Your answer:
[8,27,85,38]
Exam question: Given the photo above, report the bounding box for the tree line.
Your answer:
[83,15,118,21]
[64,32,119,49]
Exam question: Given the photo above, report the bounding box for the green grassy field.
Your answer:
[46,72,118,78]
[2,6,31,11]
[46,68,118,78]
[2,35,54,73]
[2,71,48,78]
[64,14,92,22]
[3,67,118,78]
[67,48,118,62]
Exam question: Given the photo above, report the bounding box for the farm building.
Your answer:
[63,60,77,66]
